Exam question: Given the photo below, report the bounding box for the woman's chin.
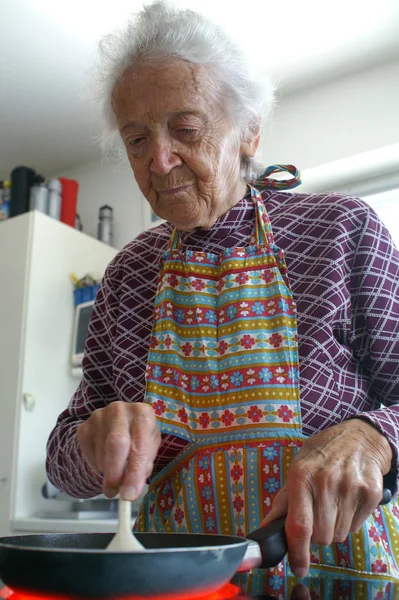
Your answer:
[163,211,204,231]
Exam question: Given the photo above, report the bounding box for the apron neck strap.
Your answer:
[170,227,180,250]
[251,186,270,246]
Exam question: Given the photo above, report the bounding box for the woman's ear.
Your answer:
[240,131,261,158]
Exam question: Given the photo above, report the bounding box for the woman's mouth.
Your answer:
[158,184,193,195]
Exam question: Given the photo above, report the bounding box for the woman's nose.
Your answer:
[150,139,183,175]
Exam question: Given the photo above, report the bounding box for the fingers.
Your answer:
[121,404,161,500]
[291,583,311,600]
[315,474,382,543]
[311,474,338,545]
[349,479,382,534]
[285,472,383,579]
[77,402,161,500]
[279,421,391,580]
[331,501,352,544]
[331,476,363,542]
[102,413,132,498]
[285,483,313,579]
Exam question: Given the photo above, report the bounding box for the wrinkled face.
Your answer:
[112,59,254,231]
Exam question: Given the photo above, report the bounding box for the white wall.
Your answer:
[264,59,399,169]
[57,59,399,250]
[56,159,145,251]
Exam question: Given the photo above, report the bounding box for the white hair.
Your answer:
[92,1,275,182]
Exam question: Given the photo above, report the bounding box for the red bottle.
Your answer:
[59,178,79,227]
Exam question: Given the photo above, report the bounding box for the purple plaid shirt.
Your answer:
[46,190,399,498]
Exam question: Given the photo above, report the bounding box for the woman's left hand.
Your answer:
[261,419,393,578]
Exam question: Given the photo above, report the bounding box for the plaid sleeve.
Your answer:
[46,236,188,499]
[348,204,399,493]
[45,255,121,498]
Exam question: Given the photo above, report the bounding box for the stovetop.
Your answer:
[1,572,398,600]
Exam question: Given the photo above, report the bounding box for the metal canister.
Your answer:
[97,205,114,245]
[48,178,62,220]
[30,183,49,214]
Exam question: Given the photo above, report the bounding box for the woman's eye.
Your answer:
[178,128,196,135]
[128,137,145,146]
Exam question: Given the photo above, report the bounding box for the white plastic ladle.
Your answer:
[106,497,145,552]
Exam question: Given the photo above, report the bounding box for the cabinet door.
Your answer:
[14,212,117,519]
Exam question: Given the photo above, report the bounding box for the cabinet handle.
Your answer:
[23,393,35,412]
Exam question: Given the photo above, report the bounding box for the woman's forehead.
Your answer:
[112,59,220,125]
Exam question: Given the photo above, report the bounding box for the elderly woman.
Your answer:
[47,1,399,594]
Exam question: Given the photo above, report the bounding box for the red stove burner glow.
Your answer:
[1,583,240,600]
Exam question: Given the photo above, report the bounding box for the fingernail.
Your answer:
[121,486,138,501]
[293,568,308,579]
[103,487,118,499]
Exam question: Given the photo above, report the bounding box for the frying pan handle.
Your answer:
[246,516,288,569]
[244,488,392,570]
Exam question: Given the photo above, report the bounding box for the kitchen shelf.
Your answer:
[11,517,125,534]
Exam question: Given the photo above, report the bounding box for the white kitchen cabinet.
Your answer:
[0,211,117,536]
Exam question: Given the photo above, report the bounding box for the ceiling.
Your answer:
[1,0,399,180]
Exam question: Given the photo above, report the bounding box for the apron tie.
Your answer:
[254,164,301,190]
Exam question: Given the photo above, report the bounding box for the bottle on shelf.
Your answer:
[97,205,114,246]
[59,177,79,228]
[29,176,48,214]
[10,166,36,217]
[47,179,62,220]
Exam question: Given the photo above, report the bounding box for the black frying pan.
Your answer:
[0,489,391,599]
[0,519,286,599]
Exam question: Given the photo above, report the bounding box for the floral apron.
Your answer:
[137,177,399,597]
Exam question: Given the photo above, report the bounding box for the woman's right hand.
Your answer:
[77,401,161,500]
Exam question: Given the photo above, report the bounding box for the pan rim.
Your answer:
[0,532,249,555]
